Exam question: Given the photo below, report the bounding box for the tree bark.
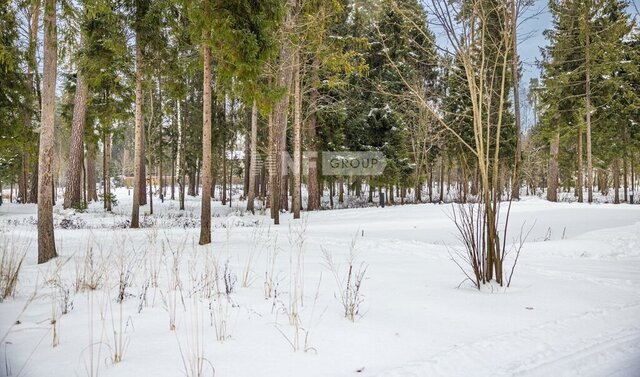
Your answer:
[29,160,38,203]
[292,51,302,219]
[247,100,258,213]
[585,13,593,203]
[243,106,251,200]
[18,154,28,203]
[613,159,620,204]
[63,71,89,209]
[86,142,98,201]
[577,127,583,202]
[439,157,445,202]
[510,0,522,200]
[139,116,147,205]
[37,0,57,264]
[623,157,628,202]
[103,132,112,211]
[21,0,40,205]
[306,58,320,211]
[176,100,185,210]
[199,35,213,245]
[131,39,144,228]
[547,129,559,202]
[271,0,296,225]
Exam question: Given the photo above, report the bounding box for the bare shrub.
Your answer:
[162,240,186,331]
[45,255,74,347]
[263,233,281,299]
[273,276,322,353]
[448,202,534,289]
[448,203,486,289]
[242,223,270,288]
[184,248,221,353]
[74,245,105,293]
[287,216,308,326]
[176,295,215,377]
[50,256,74,316]
[208,254,234,342]
[322,234,367,322]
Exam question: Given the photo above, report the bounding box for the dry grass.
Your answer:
[0,234,28,302]
[322,233,367,322]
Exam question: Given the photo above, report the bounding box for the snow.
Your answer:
[1,189,640,377]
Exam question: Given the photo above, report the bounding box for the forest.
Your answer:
[1,0,638,261]
[0,0,639,376]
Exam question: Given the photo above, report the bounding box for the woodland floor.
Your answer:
[1,188,639,377]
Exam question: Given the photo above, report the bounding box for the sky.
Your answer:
[428,0,639,129]
[518,1,553,84]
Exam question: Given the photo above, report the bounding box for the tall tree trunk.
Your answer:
[222,144,227,205]
[268,112,275,218]
[577,127,583,202]
[585,13,593,203]
[260,162,267,199]
[86,142,98,201]
[547,129,560,202]
[171,161,175,200]
[428,163,433,202]
[188,170,196,196]
[131,40,144,228]
[21,0,40,204]
[271,1,296,225]
[511,0,522,200]
[306,58,320,211]
[623,157,628,202]
[243,106,251,200]
[29,161,38,203]
[37,0,57,264]
[247,100,258,213]
[199,35,212,245]
[613,159,620,204]
[82,158,86,205]
[18,154,28,202]
[63,71,89,209]
[221,96,227,205]
[158,79,164,200]
[148,167,153,214]
[176,101,185,209]
[139,118,147,205]
[228,144,233,208]
[103,132,112,211]
[439,157,445,202]
[292,51,302,219]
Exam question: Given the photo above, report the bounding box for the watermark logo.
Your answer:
[250,151,387,176]
[322,152,386,176]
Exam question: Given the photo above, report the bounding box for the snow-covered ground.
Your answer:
[1,188,639,377]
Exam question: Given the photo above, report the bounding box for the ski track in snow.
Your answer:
[377,301,640,377]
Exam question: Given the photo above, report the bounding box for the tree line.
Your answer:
[0,0,638,266]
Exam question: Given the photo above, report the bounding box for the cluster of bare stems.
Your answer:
[322,234,367,321]
[0,233,27,302]
[378,0,531,287]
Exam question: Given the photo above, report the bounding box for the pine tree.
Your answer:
[540,0,635,202]
[0,0,30,201]
[37,0,58,264]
